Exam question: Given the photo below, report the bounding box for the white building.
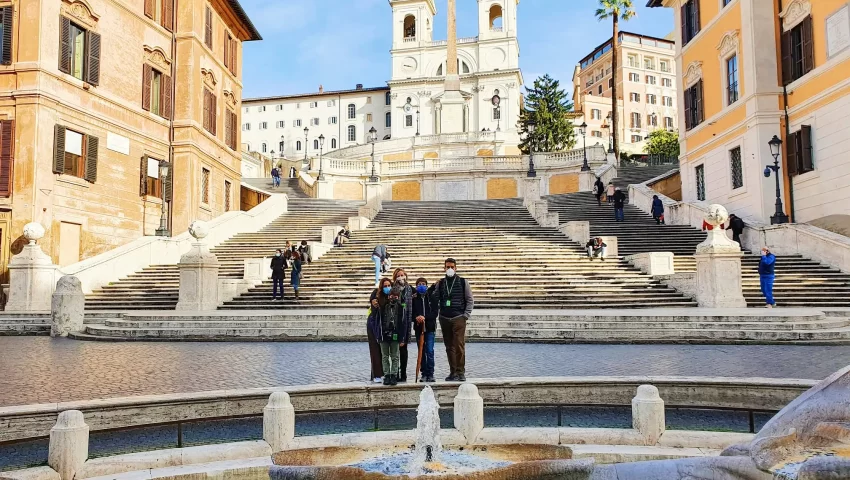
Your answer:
[388,0,522,140]
[240,85,392,160]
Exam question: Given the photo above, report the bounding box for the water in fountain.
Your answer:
[408,386,443,475]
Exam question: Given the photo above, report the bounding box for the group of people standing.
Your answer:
[269,241,312,301]
[269,166,298,187]
[593,178,627,222]
[366,256,474,385]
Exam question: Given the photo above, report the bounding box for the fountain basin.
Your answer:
[271,444,582,479]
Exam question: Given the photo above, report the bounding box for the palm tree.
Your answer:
[595,0,636,161]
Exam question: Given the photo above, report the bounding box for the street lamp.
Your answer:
[155,160,171,237]
[303,126,309,163]
[317,134,325,180]
[368,126,379,182]
[416,109,420,136]
[492,91,502,132]
[605,112,614,153]
[526,120,537,178]
[764,135,790,225]
[579,121,590,171]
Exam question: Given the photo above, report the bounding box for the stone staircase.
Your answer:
[242,177,310,198]
[611,164,678,189]
[220,199,697,310]
[83,198,362,311]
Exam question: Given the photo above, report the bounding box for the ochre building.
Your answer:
[648,0,850,224]
[0,0,260,279]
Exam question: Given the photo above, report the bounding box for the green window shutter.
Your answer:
[59,16,71,74]
[53,125,66,174]
[84,134,98,183]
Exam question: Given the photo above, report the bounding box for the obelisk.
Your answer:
[440,0,466,133]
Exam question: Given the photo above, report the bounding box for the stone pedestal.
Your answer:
[579,170,597,193]
[454,383,484,445]
[348,216,370,231]
[49,410,89,480]
[322,226,342,245]
[600,236,618,257]
[264,392,295,452]
[694,206,747,308]
[522,177,542,207]
[6,223,59,313]
[315,179,333,199]
[560,221,590,244]
[440,89,466,134]
[625,252,675,276]
[365,182,382,205]
[632,385,665,446]
[51,275,84,337]
[176,221,220,311]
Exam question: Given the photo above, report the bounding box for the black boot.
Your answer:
[388,374,397,386]
[383,376,391,386]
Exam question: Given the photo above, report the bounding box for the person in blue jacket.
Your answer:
[651,195,665,225]
[759,247,776,308]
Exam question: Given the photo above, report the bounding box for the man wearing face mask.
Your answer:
[392,268,413,382]
[436,258,474,382]
[270,249,286,301]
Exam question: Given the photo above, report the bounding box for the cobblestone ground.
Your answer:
[2,337,850,407]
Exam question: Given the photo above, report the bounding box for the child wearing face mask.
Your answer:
[392,268,413,382]
[413,277,439,383]
[368,286,408,386]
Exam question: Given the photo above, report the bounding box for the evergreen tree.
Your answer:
[645,129,680,158]
[518,74,576,154]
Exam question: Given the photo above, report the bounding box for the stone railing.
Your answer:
[325,131,504,160]
[298,171,316,198]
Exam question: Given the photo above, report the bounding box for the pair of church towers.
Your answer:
[390,0,519,49]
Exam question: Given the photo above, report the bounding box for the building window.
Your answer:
[630,93,641,103]
[223,31,236,76]
[53,125,98,182]
[327,100,336,107]
[309,101,318,108]
[591,109,601,120]
[647,94,657,104]
[682,0,701,46]
[313,139,319,149]
[608,78,613,88]
[723,0,732,6]
[662,96,673,107]
[646,75,656,85]
[366,113,373,122]
[243,123,250,131]
[660,60,670,73]
[664,116,674,129]
[629,72,640,82]
[296,140,302,151]
[142,65,173,119]
[59,128,83,178]
[644,57,655,70]
[385,112,392,128]
[347,104,356,119]
[631,112,641,128]
[726,55,739,105]
[628,54,639,68]
[787,125,814,176]
[225,109,237,150]
[662,78,672,87]
[0,8,12,65]
[385,92,392,105]
[331,138,337,149]
[259,122,267,129]
[201,167,210,204]
[204,6,213,48]
[59,18,101,85]
[144,0,175,31]
[258,106,266,112]
[730,147,743,189]
[782,16,814,85]
[591,131,603,138]
[261,143,267,153]
[142,156,163,198]
[347,125,356,142]
[684,80,704,131]
[631,135,643,143]
[310,118,319,126]
[405,114,413,127]
[275,104,283,111]
[647,114,658,127]
[277,121,285,128]
[295,119,302,127]
[695,164,706,201]
[224,180,231,212]
[597,85,603,95]
[202,88,217,136]
[329,116,338,125]
[404,14,416,38]
[366,97,373,104]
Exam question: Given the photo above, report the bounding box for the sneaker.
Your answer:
[601,257,605,262]
[445,374,458,382]
[382,376,390,385]
[766,304,774,309]
[373,377,383,383]
[425,376,436,383]
[388,375,398,386]
[456,374,466,382]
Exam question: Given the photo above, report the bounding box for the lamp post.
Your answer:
[492,92,501,132]
[605,112,614,153]
[416,109,420,136]
[368,126,379,182]
[317,134,325,180]
[303,126,309,163]
[526,120,537,178]
[765,135,790,225]
[155,160,171,237]
[579,121,590,171]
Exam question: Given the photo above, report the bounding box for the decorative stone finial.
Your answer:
[23,222,45,245]
[634,384,661,400]
[705,204,729,228]
[188,220,209,240]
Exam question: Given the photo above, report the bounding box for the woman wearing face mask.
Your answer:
[290,251,303,301]
[368,278,392,383]
[270,249,286,301]
[412,277,439,382]
[392,268,413,383]
[368,284,407,385]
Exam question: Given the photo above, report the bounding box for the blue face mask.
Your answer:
[382,287,392,295]
[416,285,427,294]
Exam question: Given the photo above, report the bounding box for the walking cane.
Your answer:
[415,330,425,383]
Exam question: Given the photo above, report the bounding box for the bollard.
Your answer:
[632,385,665,446]
[453,383,484,444]
[51,275,85,337]
[48,410,89,480]
[264,392,295,452]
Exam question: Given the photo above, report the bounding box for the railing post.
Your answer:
[49,410,89,480]
[264,392,295,452]
[454,383,484,445]
[632,385,665,446]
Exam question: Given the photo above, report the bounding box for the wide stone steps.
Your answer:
[612,165,679,188]
[242,177,311,198]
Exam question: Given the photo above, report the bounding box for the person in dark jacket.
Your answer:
[290,251,303,301]
[594,177,605,206]
[392,268,413,382]
[436,258,474,382]
[368,286,409,386]
[336,226,351,246]
[612,187,627,222]
[368,278,392,383]
[651,195,665,225]
[585,237,607,261]
[759,247,777,308]
[270,249,286,300]
[298,241,312,264]
[413,277,439,383]
[726,214,746,248]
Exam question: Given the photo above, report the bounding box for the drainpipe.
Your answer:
[777,0,795,222]
[167,0,177,235]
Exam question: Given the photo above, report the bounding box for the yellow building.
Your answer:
[0,0,260,277]
[647,0,850,225]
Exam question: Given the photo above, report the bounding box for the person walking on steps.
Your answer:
[270,249,286,300]
[606,182,616,204]
[612,187,626,222]
[368,278,392,384]
[369,286,409,386]
[371,244,388,286]
[290,251,303,301]
[651,195,665,225]
[392,268,413,382]
[759,247,777,308]
[413,277,438,383]
[594,177,605,206]
[586,237,607,261]
[271,167,281,188]
[727,214,746,249]
[436,258,474,382]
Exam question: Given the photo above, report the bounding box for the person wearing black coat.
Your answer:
[412,277,439,383]
[368,286,409,385]
[726,214,746,248]
[594,177,605,206]
[270,249,286,300]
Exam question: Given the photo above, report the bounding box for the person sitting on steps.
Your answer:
[336,225,351,246]
[586,237,607,261]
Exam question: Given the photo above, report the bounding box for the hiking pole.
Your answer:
[415,331,424,383]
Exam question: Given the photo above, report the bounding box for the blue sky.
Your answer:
[240,0,674,100]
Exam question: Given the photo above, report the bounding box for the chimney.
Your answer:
[356,84,364,90]
[319,84,324,93]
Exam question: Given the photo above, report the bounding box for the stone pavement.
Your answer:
[2,337,850,407]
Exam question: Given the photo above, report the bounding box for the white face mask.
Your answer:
[397,277,406,284]
[445,268,456,277]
